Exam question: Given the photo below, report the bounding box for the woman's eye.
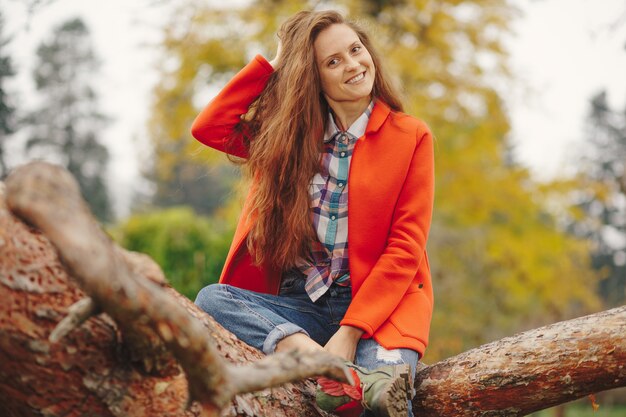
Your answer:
[328,58,339,66]
[352,45,361,53]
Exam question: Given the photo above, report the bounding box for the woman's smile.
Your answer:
[346,71,366,84]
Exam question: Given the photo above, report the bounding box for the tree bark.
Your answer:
[1,162,625,417]
[412,305,625,416]
[0,165,339,417]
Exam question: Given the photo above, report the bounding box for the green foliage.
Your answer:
[112,207,233,299]
[427,104,601,360]
[531,404,626,417]
[25,17,113,222]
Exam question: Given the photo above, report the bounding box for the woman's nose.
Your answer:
[345,56,359,71]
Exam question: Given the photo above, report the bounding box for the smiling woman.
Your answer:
[314,24,376,126]
[190,9,435,417]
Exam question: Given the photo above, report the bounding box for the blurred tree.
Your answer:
[24,18,113,222]
[149,0,601,361]
[144,1,245,215]
[572,91,626,307]
[0,10,17,178]
[112,206,234,299]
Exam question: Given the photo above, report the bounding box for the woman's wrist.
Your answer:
[268,39,282,68]
[340,325,364,341]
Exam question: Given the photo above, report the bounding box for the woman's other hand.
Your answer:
[268,38,282,68]
[324,325,364,362]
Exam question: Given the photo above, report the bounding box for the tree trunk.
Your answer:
[1,162,625,417]
[412,306,625,416]
[0,165,338,417]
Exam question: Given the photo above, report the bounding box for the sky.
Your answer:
[506,0,626,179]
[4,0,626,217]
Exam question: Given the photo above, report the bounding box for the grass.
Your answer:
[530,405,626,417]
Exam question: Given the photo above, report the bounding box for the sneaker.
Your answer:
[316,362,413,417]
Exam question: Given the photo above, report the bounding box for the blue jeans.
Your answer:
[195,271,418,416]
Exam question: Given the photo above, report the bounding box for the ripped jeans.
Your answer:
[195,270,419,416]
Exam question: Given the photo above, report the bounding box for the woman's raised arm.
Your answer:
[190,55,274,158]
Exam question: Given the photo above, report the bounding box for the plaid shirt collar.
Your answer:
[323,100,375,143]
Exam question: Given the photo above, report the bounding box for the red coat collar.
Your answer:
[366,100,391,135]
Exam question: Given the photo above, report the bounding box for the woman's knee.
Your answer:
[194,283,230,314]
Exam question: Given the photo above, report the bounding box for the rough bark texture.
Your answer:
[3,162,350,415]
[412,306,626,416]
[0,172,331,417]
[1,162,625,417]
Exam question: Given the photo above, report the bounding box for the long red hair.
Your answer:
[238,10,404,270]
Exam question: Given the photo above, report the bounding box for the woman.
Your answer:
[192,10,434,417]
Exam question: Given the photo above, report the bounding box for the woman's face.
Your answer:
[314,24,375,108]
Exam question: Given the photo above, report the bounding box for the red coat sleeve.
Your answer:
[190,55,274,158]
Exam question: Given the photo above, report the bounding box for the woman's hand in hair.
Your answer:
[268,38,282,68]
[324,325,364,362]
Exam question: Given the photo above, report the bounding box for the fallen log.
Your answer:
[0,162,624,417]
[413,306,625,416]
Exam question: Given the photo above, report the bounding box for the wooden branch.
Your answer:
[412,305,626,416]
[0,179,331,416]
[6,163,182,376]
[49,297,99,342]
[4,161,349,414]
[228,349,352,396]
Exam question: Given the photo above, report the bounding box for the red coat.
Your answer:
[191,55,434,356]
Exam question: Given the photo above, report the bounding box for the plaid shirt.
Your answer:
[297,101,375,302]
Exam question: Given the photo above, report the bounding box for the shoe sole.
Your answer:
[395,363,415,401]
[382,375,410,417]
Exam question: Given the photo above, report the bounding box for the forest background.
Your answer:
[1,0,625,415]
